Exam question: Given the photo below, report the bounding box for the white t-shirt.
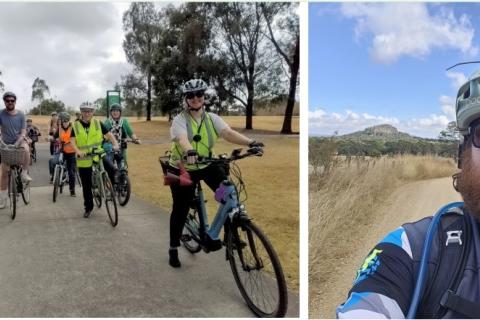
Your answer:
[170,110,230,141]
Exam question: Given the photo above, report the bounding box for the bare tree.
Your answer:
[31,77,50,115]
[262,3,299,134]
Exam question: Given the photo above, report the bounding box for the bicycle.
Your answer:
[109,139,139,206]
[52,151,69,202]
[0,140,31,220]
[159,147,288,317]
[83,147,118,227]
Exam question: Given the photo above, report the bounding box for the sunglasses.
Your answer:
[186,91,205,99]
[4,99,15,103]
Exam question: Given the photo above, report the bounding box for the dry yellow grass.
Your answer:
[309,155,457,317]
[127,136,299,291]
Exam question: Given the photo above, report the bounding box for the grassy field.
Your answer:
[28,115,299,291]
[309,155,457,317]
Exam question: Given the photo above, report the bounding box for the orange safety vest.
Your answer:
[59,126,75,154]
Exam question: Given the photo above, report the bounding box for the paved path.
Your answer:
[0,143,298,317]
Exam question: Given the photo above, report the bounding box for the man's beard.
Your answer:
[457,148,480,217]
[5,105,14,111]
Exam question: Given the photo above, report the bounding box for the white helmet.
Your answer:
[182,79,208,94]
[456,71,480,136]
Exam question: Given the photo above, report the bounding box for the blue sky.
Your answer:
[309,3,480,138]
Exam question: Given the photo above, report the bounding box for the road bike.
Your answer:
[84,147,118,226]
[159,147,288,317]
[0,141,30,220]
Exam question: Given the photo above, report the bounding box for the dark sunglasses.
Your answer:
[186,91,205,99]
[468,120,480,148]
[4,99,15,103]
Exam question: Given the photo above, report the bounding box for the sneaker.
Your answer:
[206,237,223,252]
[83,210,92,218]
[21,172,32,182]
[70,190,76,197]
[168,249,181,268]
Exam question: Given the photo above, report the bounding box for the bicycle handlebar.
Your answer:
[186,147,264,165]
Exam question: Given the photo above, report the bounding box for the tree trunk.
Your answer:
[246,83,254,130]
[281,36,299,134]
[146,70,152,121]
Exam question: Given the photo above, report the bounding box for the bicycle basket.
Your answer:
[0,145,26,166]
[30,135,38,142]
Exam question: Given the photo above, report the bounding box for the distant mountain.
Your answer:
[340,124,419,141]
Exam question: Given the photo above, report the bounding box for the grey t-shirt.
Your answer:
[170,111,229,141]
[0,109,26,144]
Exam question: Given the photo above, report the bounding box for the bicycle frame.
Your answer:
[52,153,68,187]
[186,177,243,243]
[92,157,107,199]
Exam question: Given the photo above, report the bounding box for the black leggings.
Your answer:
[169,164,227,248]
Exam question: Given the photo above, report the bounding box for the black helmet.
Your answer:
[110,103,122,112]
[59,112,70,122]
[3,91,16,101]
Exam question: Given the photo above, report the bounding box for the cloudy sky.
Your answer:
[0,2,134,112]
[309,3,480,138]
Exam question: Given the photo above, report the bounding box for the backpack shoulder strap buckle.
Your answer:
[446,230,463,246]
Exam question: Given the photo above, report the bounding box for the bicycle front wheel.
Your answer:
[53,165,61,202]
[102,172,118,227]
[117,173,131,206]
[227,220,288,317]
[21,173,30,205]
[181,208,201,253]
[9,170,17,220]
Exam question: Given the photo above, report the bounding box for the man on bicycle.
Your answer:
[70,104,120,218]
[26,118,41,158]
[49,112,77,197]
[0,92,32,208]
[166,78,264,268]
[102,103,141,167]
[337,71,480,318]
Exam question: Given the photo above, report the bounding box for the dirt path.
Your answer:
[313,177,462,318]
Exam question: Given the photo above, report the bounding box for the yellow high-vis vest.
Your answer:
[73,119,104,168]
[170,111,218,171]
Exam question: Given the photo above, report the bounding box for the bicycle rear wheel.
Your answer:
[103,172,118,227]
[117,173,131,206]
[8,170,17,220]
[53,165,61,202]
[227,220,288,317]
[181,208,201,253]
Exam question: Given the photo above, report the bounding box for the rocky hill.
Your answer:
[341,124,417,141]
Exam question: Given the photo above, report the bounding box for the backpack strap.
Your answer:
[439,290,480,318]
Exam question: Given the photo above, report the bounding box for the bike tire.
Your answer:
[92,173,102,208]
[103,173,118,227]
[117,173,131,206]
[9,170,17,220]
[181,208,201,253]
[227,220,288,317]
[53,166,60,203]
[59,168,65,194]
[21,172,30,205]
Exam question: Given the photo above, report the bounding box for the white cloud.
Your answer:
[340,3,477,64]
[309,95,456,138]
[446,71,467,89]
[0,2,137,110]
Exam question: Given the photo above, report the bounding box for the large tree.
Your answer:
[211,3,270,130]
[31,77,50,115]
[151,3,231,119]
[262,3,299,134]
[123,2,162,121]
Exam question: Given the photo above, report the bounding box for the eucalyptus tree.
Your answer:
[262,3,299,134]
[31,77,50,115]
[123,2,163,121]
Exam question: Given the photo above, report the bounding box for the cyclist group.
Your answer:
[1,79,263,269]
